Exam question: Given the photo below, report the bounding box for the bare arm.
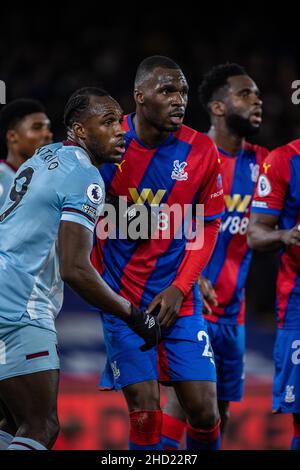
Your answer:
[247,212,300,251]
[58,220,131,319]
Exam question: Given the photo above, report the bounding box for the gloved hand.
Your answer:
[125,305,161,351]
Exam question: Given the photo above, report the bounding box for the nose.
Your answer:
[172,92,185,107]
[115,122,125,137]
[253,93,263,107]
[44,127,53,143]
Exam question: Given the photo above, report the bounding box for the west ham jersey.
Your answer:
[252,139,300,329]
[91,114,224,316]
[0,143,104,324]
[203,142,268,325]
[0,160,17,209]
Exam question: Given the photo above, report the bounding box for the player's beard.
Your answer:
[225,113,260,138]
[87,135,121,164]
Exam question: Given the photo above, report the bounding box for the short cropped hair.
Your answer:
[63,87,110,128]
[134,55,181,87]
[0,98,45,142]
[198,63,247,111]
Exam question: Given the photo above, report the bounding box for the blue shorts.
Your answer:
[273,328,300,413]
[206,321,245,402]
[100,313,217,390]
[0,313,60,381]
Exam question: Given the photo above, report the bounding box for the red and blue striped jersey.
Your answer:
[203,142,268,325]
[91,114,224,316]
[252,139,300,330]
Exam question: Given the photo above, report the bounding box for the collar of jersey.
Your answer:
[217,144,246,158]
[127,113,175,149]
[63,140,92,163]
[0,159,17,172]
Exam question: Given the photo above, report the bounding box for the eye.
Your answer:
[240,90,250,98]
[104,119,114,126]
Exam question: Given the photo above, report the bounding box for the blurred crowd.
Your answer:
[1,7,300,149]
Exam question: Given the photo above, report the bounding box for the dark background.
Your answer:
[1,5,295,326]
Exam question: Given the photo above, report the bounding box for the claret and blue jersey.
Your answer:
[0,142,104,326]
[91,113,224,315]
[252,139,300,329]
[203,142,268,325]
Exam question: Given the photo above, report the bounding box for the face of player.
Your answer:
[223,75,263,138]
[14,113,53,159]
[82,96,125,165]
[137,67,189,133]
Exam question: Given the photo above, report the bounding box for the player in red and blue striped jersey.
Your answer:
[161,64,268,449]
[91,56,225,450]
[249,140,300,450]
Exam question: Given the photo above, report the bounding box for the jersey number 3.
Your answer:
[0,167,34,222]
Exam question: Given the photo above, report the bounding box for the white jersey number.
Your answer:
[291,340,300,365]
[197,331,213,357]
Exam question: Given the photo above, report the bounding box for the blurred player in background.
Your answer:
[0,99,53,208]
[161,63,268,449]
[248,139,300,450]
[0,87,159,451]
[91,56,224,450]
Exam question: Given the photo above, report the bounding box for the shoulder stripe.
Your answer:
[62,207,95,224]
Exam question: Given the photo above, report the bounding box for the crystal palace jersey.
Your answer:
[0,160,17,209]
[203,142,268,325]
[91,114,224,316]
[0,142,104,323]
[252,139,300,329]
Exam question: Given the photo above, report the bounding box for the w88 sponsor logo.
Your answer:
[221,216,249,235]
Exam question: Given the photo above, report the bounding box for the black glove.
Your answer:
[125,305,161,351]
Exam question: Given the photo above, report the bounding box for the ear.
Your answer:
[134,88,144,105]
[6,129,18,144]
[73,122,85,140]
[209,100,225,117]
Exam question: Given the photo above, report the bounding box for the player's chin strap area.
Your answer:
[124,305,161,352]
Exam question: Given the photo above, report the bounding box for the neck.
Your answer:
[66,132,100,169]
[133,111,170,148]
[6,150,26,170]
[208,124,244,156]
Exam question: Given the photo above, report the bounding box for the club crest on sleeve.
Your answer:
[171,160,188,181]
[257,174,271,197]
[87,184,103,205]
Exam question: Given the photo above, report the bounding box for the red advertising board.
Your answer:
[54,380,292,450]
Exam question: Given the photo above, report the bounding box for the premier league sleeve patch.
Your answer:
[257,174,271,197]
[86,183,104,205]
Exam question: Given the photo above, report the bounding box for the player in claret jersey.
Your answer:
[249,140,300,450]
[91,56,225,450]
[161,63,268,449]
[0,99,53,208]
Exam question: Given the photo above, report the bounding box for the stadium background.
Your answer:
[1,5,299,449]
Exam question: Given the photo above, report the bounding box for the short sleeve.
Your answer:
[252,147,290,216]
[198,142,225,221]
[58,164,105,232]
